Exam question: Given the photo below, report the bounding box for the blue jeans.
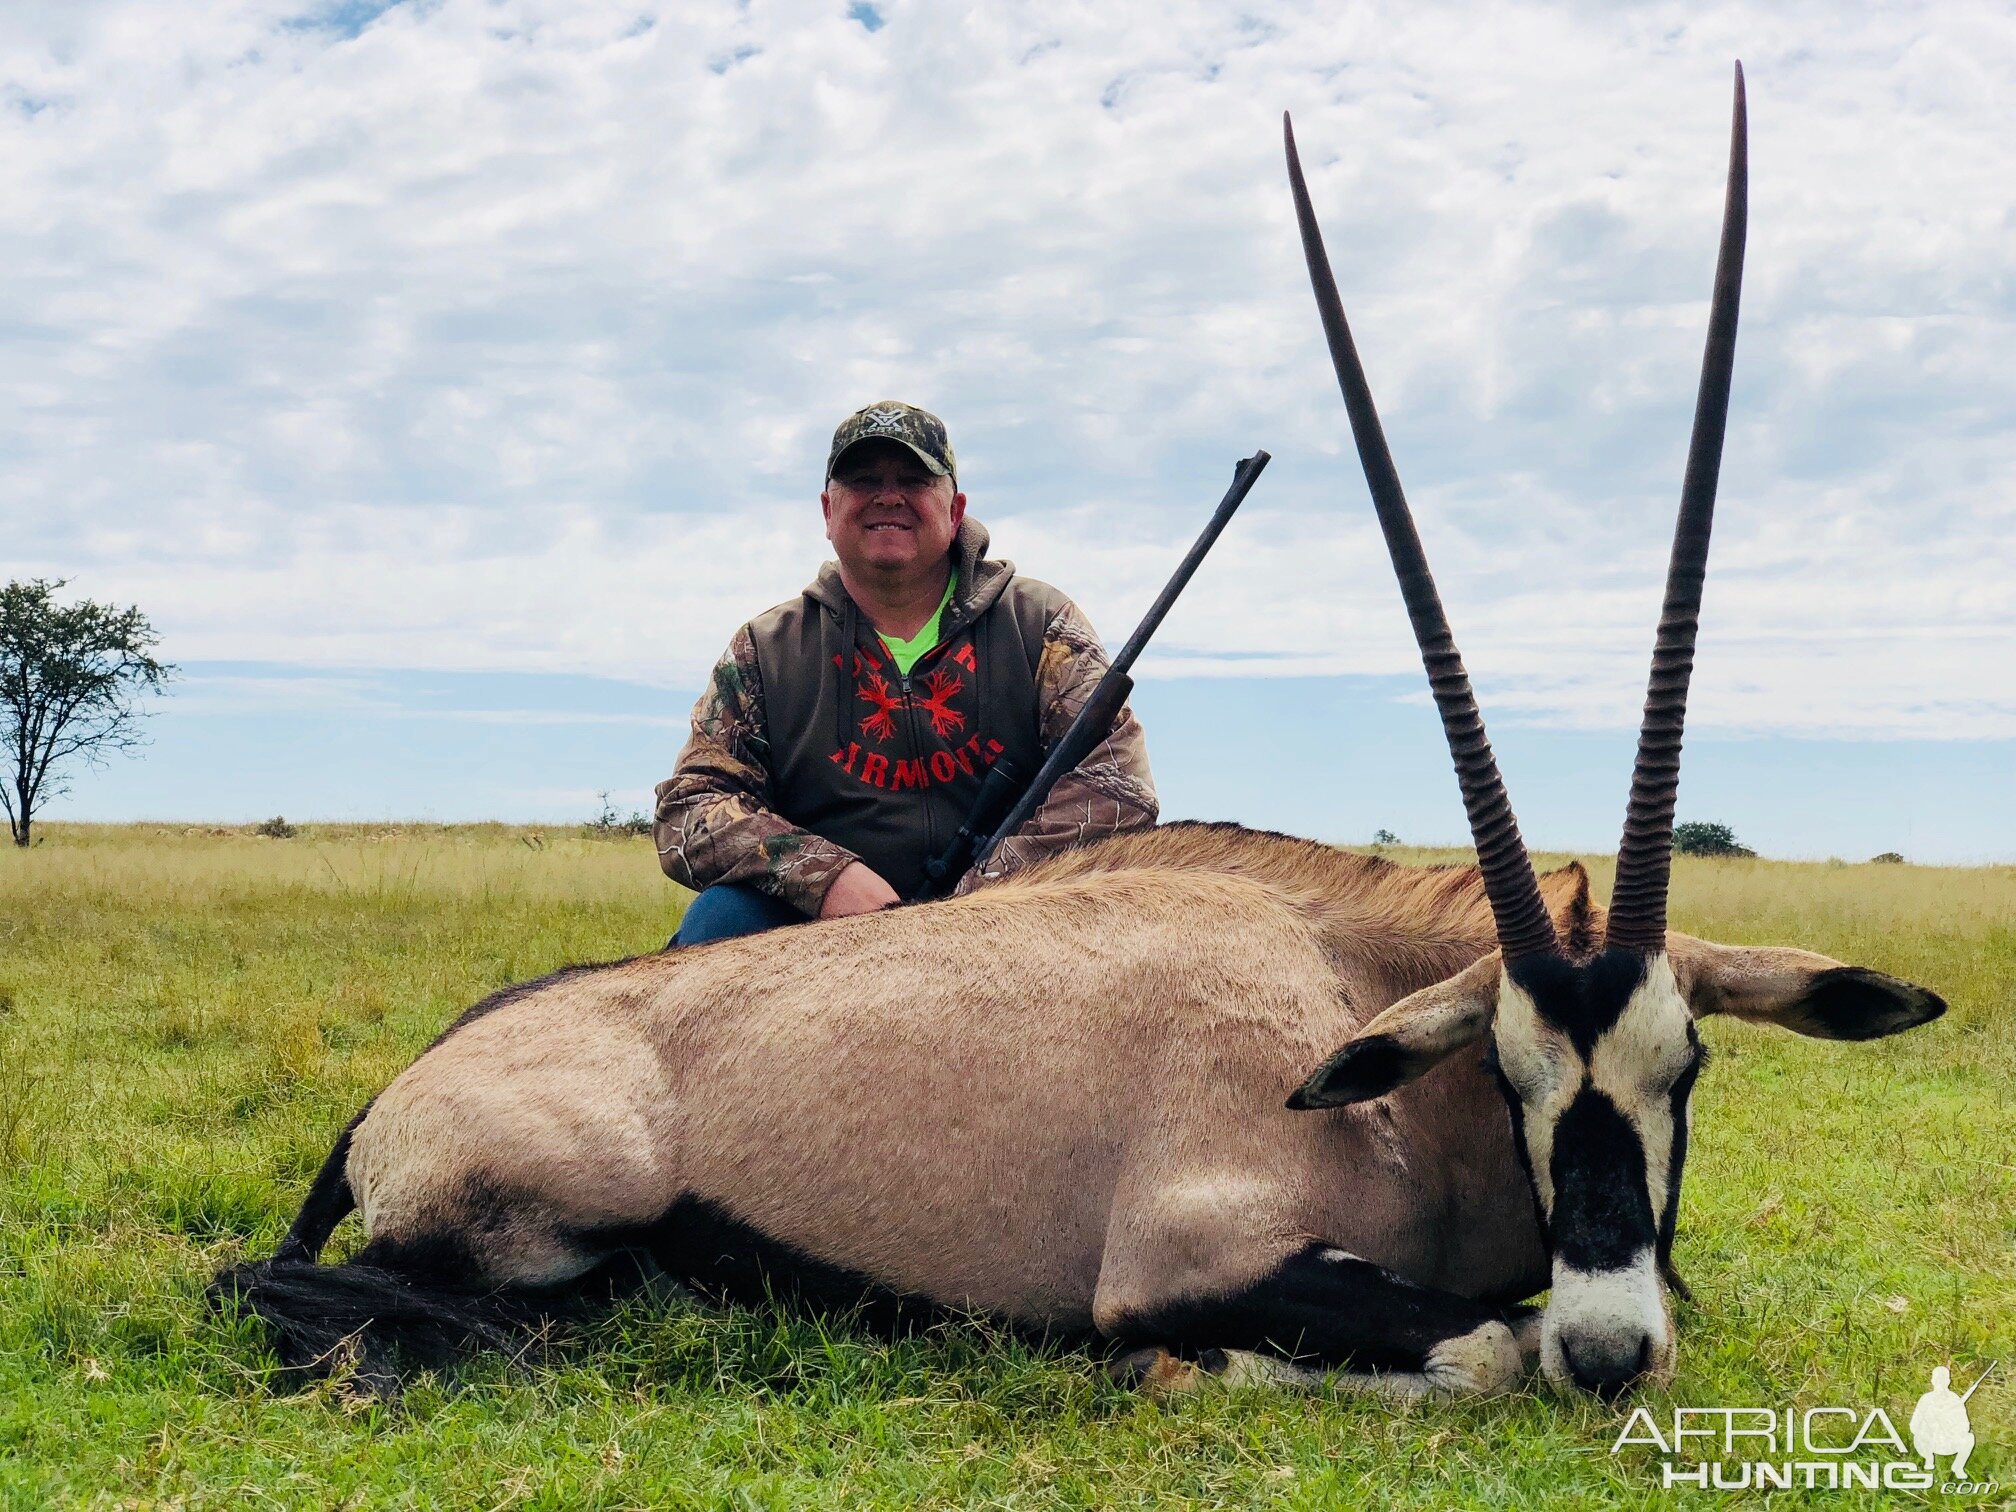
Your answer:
[670,883,806,949]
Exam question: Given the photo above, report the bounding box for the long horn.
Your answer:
[1285,113,1558,963]
[1605,64,1749,955]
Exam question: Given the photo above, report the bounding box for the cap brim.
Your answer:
[830,436,952,479]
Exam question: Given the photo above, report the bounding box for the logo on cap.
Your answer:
[827,400,957,482]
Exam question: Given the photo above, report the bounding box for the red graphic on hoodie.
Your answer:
[830,638,996,790]
[830,733,1007,790]
[856,670,903,743]
[915,667,966,740]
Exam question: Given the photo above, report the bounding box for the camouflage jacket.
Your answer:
[654,517,1158,913]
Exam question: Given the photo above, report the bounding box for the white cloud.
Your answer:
[3,0,2011,739]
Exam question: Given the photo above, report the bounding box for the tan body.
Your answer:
[349,827,1551,1331]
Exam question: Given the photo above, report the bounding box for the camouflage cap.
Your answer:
[826,401,957,483]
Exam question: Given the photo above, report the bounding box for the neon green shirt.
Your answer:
[877,570,958,676]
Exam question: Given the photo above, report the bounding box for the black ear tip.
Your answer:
[1290,1035,1412,1109]
[1811,967,1949,1039]
[1884,983,1946,1036]
[1860,967,1948,1021]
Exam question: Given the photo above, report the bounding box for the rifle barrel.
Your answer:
[1959,1361,1995,1403]
[968,450,1270,877]
[1111,451,1272,669]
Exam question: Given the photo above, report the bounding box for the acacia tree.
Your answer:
[1671,820,1756,859]
[1,579,172,847]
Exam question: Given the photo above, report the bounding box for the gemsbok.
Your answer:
[215,64,1945,1400]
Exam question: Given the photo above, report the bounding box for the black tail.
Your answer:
[207,1254,546,1396]
[213,1103,543,1394]
[273,1108,366,1263]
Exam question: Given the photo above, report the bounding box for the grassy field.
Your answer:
[2,823,2011,1509]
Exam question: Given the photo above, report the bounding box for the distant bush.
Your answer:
[253,816,296,840]
[1672,821,1754,858]
[1372,828,1400,846]
[1869,851,1906,865]
[586,791,652,838]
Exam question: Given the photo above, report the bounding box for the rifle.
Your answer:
[913,449,1271,898]
[913,754,1024,899]
[1959,1361,1995,1404]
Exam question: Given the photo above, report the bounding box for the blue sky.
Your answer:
[6,1,2012,860]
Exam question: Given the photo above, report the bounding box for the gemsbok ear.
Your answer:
[1288,954,1502,1109]
[1667,936,1947,1041]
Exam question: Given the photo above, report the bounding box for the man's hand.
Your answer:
[817,861,900,920]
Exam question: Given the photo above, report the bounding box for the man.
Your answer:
[655,400,1158,945]
[1910,1366,1977,1481]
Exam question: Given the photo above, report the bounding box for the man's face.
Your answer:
[822,439,966,580]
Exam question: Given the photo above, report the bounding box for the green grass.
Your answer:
[3,824,2011,1508]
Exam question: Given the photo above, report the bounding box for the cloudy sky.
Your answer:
[5,0,2012,860]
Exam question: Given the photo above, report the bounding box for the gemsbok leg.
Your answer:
[1107,1244,1524,1398]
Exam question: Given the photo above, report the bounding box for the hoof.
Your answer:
[1504,1304,1545,1370]
[1423,1320,1522,1397]
[1107,1346,1208,1396]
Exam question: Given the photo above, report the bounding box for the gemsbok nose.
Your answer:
[1562,1332,1655,1399]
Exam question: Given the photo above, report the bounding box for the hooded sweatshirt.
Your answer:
[654,517,1158,912]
